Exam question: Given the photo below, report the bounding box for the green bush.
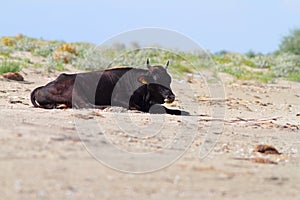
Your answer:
[279,29,300,55]
[32,46,54,57]
[0,59,21,74]
[272,53,300,77]
[0,44,13,56]
[287,72,300,82]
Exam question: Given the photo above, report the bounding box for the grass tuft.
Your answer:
[0,59,21,74]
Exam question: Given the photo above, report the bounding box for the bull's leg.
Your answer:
[164,107,190,116]
[149,104,190,116]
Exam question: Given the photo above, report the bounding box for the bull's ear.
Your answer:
[146,58,151,69]
[138,76,148,84]
[165,60,169,70]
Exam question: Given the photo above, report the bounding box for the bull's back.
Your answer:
[76,67,137,106]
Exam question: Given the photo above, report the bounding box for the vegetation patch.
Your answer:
[0,59,21,74]
[287,72,300,82]
[1,29,300,82]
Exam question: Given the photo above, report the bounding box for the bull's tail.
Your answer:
[30,86,43,107]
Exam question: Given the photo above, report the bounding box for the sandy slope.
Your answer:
[0,68,300,199]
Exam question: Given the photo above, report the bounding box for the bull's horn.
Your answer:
[165,60,169,69]
[146,58,151,69]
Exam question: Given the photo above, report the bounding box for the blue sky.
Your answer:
[1,0,300,53]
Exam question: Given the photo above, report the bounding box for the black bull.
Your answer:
[31,60,189,115]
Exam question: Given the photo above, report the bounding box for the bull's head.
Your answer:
[138,59,175,104]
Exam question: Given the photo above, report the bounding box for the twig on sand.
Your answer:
[227,116,282,123]
[198,116,282,123]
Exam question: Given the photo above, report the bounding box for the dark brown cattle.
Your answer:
[31,59,189,115]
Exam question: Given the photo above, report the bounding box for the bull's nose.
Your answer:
[165,94,175,103]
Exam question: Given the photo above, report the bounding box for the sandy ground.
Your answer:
[0,68,300,200]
